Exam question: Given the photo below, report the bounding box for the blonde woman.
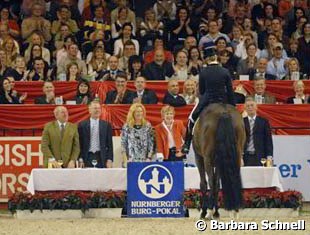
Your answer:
[155,105,185,161]
[286,80,310,104]
[181,79,198,104]
[121,103,154,163]
[87,46,108,80]
[284,58,303,80]
[1,36,18,67]
[0,49,7,76]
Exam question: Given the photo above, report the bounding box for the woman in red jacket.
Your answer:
[155,105,186,161]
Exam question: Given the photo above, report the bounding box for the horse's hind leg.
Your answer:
[213,166,220,219]
[205,164,215,220]
[195,154,208,219]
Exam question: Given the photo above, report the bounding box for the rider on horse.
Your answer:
[182,47,236,154]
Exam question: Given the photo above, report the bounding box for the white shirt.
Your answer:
[113,39,139,57]
[57,120,66,129]
[162,121,175,149]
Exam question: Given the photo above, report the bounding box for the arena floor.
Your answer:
[0,215,309,235]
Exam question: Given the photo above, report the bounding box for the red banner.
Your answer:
[0,137,43,202]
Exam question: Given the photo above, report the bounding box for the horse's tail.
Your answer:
[215,112,242,210]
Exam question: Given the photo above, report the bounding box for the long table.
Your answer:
[27,167,283,194]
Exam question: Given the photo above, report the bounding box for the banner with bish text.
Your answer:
[127,162,185,217]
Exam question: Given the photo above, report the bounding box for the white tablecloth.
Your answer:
[27,167,283,195]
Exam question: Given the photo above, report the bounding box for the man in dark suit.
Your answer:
[132,76,158,104]
[163,79,187,107]
[243,97,273,166]
[97,56,123,81]
[34,81,56,104]
[78,101,113,168]
[105,73,134,104]
[249,58,277,80]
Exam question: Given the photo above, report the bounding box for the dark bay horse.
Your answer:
[193,103,246,219]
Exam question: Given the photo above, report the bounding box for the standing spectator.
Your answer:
[132,76,158,104]
[78,101,113,168]
[243,97,273,166]
[163,79,187,107]
[21,2,51,42]
[298,23,310,76]
[251,77,276,104]
[0,77,27,104]
[41,106,80,168]
[286,80,310,104]
[181,78,198,105]
[75,79,93,105]
[105,73,134,104]
[169,7,195,50]
[143,49,174,80]
[34,81,55,104]
[155,105,185,161]
[121,103,154,163]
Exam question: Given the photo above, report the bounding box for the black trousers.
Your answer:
[164,148,185,161]
[243,152,261,166]
[190,100,208,122]
[85,151,104,168]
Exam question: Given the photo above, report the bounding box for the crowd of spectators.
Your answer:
[0,0,309,105]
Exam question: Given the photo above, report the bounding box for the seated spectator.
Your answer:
[250,57,277,80]
[286,80,310,104]
[168,7,195,50]
[21,2,51,42]
[287,38,301,62]
[87,46,109,80]
[139,8,164,50]
[111,6,135,39]
[86,40,111,64]
[264,3,278,20]
[0,23,20,52]
[97,56,123,81]
[143,49,174,80]
[218,50,239,79]
[6,76,23,101]
[230,25,244,50]
[0,48,7,76]
[153,0,176,22]
[82,0,111,24]
[118,40,137,73]
[1,36,18,67]
[198,20,230,50]
[284,58,304,80]
[132,76,158,104]
[237,43,258,76]
[54,23,72,54]
[171,50,190,81]
[155,105,186,161]
[215,36,232,55]
[188,46,203,79]
[49,0,81,23]
[243,17,258,45]
[291,15,307,40]
[0,77,27,104]
[5,56,27,81]
[56,35,82,66]
[25,57,50,81]
[0,8,20,38]
[114,23,139,57]
[163,79,187,107]
[111,0,136,31]
[182,36,197,53]
[198,6,218,37]
[271,17,289,51]
[234,83,246,104]
[75,79,93,105]
[260,33,288,60]
[105,73,134,104]
[144,36,173,64]
[51,5,79,37]
[250,77,276,104]
[121,103,154,163]
[266,42,289,80]
[128,55,143,81]
[24,31,51,65]
[26,44,49,70]
[57,43,87,79]
[65,62,82,81]
[34,81,56,104]
[235,32,260,60]
[181,78,198,105]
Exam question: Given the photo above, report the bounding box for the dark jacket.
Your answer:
[143,61,174,81]
[34,96,54,104]
[286,96,310,104]
[199,63,235,106]
[244,116,273,159]
[78,119,113,168]
[132,89,158,104]
[162,92,187,107]
[105,90,134,104]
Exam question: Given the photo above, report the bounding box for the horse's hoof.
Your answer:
[200,210,207,219]
[213,211,220,219]
[205,209,213,220]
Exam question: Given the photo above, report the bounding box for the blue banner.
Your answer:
[127,162,185,217]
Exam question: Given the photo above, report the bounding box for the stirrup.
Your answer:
[181,143,190,154]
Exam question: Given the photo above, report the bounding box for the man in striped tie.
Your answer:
[243,97,273,166]
[78,101,114,168]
